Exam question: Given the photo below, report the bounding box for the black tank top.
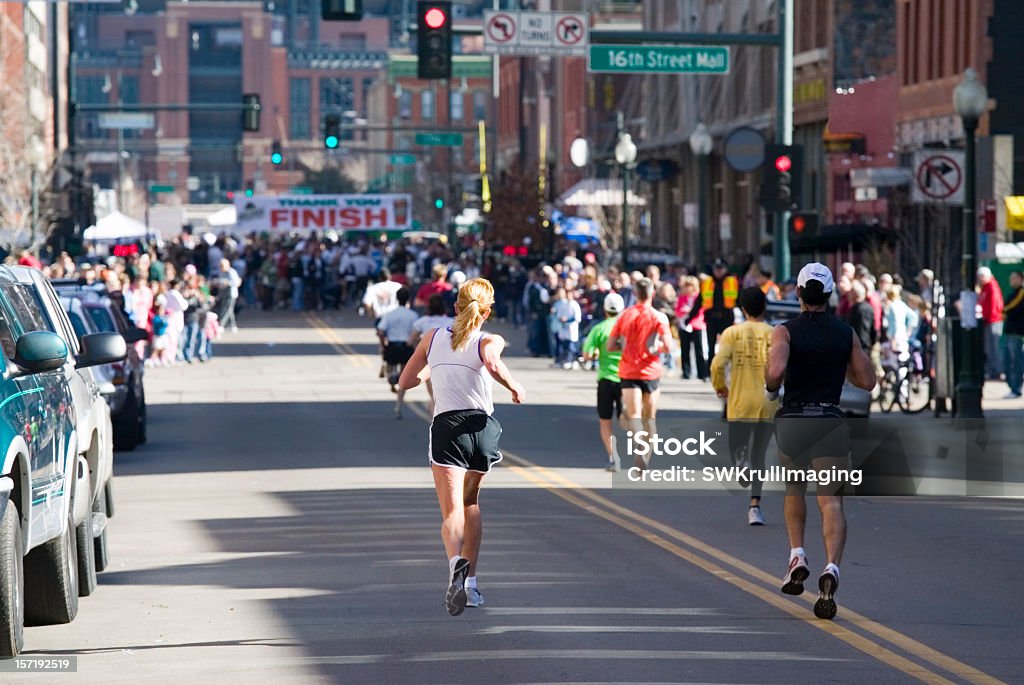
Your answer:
[781,311,853,406]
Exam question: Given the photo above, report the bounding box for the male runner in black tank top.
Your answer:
[765,263,876,620]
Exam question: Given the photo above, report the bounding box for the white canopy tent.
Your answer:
[83,211,153,242]
[556,178,647,207]
[205,205,237,228]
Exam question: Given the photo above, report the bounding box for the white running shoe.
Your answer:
[747,506,765,526]
[781,554,810,596]
[466,587,485,608]
[446,558,470,616]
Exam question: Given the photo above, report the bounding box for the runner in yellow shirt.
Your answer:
[710,287,778,525]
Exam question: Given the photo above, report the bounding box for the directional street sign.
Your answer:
[415,132,463,147]
[912,150,964,205]
[483,10,588,57]
[149,184,175,193]
[389,153,417,165]
[588,45,730,74]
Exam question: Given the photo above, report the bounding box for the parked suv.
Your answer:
[52,284,147,450]
[12,267,126,598]
[0,265,125,657]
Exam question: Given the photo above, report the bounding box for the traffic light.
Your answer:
[417,2,452,80]
[321,0,362,21]
[760,144,803,212]
[324,114,341,149]
[242,93,261,132]
[434,198,444,209]
[245,180,254,198]
[271,140,283,165]
[788,211,819,240]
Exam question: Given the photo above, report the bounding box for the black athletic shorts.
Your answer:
[597,379,622,420]
[430,409,503,473]
[620,378,660,394]
[774,404,850,465]
[384,342,413,366]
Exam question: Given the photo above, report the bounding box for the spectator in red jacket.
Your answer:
[977,267,1004,380]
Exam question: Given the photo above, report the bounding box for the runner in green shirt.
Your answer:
[582,293,625,471]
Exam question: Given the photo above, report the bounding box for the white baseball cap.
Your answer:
[796,262,835,292]
[603,292,625,313]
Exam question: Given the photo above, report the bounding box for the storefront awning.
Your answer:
[556,179,647,207]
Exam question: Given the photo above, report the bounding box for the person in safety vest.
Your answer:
[701,258,739,355]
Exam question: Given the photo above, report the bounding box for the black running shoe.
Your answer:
[446,558,470,616]
[814,570,839,620]
[781,555,810,596]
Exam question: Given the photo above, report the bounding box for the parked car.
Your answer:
[12,267,128,597]
[52,284,147,451]
[763,299,872,418]
[0,265,125,657]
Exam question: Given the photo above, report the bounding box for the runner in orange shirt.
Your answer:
[608,277,673,469]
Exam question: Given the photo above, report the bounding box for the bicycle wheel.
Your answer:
[900,371,931,414]
[878,369,898,413]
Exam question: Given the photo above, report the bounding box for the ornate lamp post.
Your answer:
[952,68,988,419]
[614,114,637,270]
[689,123,713,270]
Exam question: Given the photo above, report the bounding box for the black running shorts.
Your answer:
[384,342,413,366]
[620,378,660,394]
[430,409,504,473]
[774,404,850,465]
[597,379,622,420]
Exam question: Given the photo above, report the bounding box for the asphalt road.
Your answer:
[11,309,1023,685]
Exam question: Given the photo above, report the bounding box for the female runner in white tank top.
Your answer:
[398,278,526,616]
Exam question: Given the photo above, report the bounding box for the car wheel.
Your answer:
[137,388,147,445]
[24,508,79,626]
[114,389,139,452]
[104,477,115,519]
[93,490,110,574]
[76,512,96,597]
[0,503,25,657]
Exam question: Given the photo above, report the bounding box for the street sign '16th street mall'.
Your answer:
[588,45,730,74]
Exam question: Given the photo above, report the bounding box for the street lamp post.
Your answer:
[689,123,712,271]
[27,136,47,254]
[614,112,637,271]
[953,68,988,419]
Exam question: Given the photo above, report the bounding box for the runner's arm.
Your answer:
[658,316,673,354]
[398,328,435,391]
[607,317,624,352]
[710,328,733,397]
[764,324,790,392]
[480,335,526,404]
[846,331,877,390]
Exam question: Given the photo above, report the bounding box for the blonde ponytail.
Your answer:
[450,278,494,351]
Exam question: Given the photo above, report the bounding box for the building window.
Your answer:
[399,90,412,119]
[290,77,311,139]
[421,90,435,121]
[337,33,366,49]
[473,91,487,121]
[320,77,354,113]
[449,90,464,121]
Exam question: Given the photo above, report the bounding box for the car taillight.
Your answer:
[112,362,126,386]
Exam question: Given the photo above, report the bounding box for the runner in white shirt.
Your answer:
[377,288,419,418]
[408,294,455,413]
[399,278,525,616]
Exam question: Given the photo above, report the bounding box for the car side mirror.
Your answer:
[76,332,128,369]
[12,331,68,377]
[122,327,148,344]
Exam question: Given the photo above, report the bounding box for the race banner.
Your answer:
[234,194,412,233]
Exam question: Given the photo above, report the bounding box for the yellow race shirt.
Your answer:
[710,320,778,420]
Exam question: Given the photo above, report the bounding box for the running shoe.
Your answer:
[446,558,470,616]
[466,587,485,608]
[781,555,810,595]
[814,569,839,620]
[747,506,765,526]
[606,455,621,472]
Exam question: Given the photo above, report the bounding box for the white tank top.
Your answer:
[427,327,494,417]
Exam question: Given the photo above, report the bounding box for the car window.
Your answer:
[85,306,116,333]
[1,284,52,335]
[0,309,16,361]
[36,280,80,354]
[68,311,89,339]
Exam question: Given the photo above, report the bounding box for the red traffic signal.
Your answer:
[792,215,806,233]
[424,6,446,28]
[774,155,792,173]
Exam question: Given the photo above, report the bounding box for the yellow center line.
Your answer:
[305,313,373,369]
[305,316,1005,685]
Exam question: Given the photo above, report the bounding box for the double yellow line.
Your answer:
[309,314,1005,685]
[305,313,373,369]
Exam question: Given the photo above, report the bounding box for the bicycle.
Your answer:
[877,349,931,414]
